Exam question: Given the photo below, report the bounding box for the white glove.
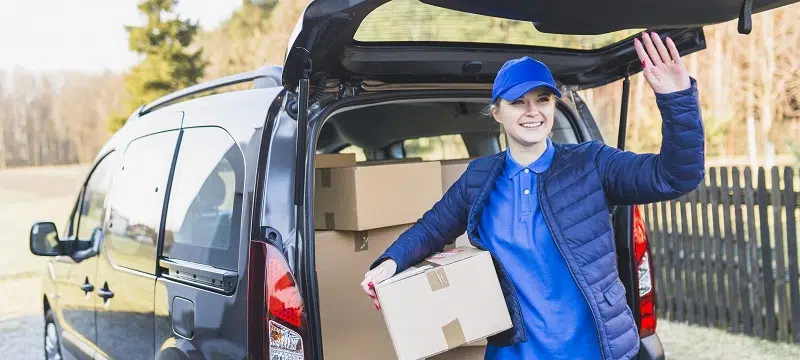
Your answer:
[361,259,398,310]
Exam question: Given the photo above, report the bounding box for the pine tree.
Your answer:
[108,0,207,132]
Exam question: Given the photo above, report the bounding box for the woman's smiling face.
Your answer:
[491,87,556,149]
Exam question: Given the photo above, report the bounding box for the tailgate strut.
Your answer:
[617,74,631,151]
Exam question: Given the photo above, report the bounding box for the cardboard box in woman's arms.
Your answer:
[374,247,512,360]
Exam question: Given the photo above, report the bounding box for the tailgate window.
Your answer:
[354,0,640,49]
[403,135,469,161]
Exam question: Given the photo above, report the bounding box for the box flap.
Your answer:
[423,247,485,267]
[356,157,425,167]
[315,153,356,168]
[377,247,485,288]
[378,264,431,287]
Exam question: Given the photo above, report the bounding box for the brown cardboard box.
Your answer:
[314,161,442,231]
[440,159,476,249]
[440,158,473,192]
[315,153,357,168]
[374,247,512,360]
[315,225,411,360]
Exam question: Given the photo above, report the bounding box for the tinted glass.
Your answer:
[163,127,244,270]
[76,152,118,241]
[354,0,641,50]
[106,131,179,273]
[403,135,469,161]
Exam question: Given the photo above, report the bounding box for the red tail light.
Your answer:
[633,205,657,338]
[248,241,308,359]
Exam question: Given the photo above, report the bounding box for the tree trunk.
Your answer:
[759,11,777,168]
[747,26,758,170]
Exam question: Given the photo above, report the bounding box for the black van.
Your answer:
[28,1,793,359]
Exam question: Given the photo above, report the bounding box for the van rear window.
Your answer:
[354,0,640,50]
[403,135,469,161]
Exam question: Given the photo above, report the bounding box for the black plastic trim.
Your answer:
[159,258,238,295]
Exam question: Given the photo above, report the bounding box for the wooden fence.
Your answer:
[642,166,800,343]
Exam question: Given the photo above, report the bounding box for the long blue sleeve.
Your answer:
[369,164,472,272]
[596,77,705,206]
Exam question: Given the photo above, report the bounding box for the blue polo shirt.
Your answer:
[479,138,601,360]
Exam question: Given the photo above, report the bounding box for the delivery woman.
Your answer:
[361,32,705,360]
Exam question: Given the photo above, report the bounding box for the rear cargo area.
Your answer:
[312,101,493,359]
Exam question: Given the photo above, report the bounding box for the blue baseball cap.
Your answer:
[492,56,562,103]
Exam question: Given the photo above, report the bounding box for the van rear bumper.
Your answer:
[638,333,665,360]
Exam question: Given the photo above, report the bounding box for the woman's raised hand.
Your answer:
[634,32,691,94]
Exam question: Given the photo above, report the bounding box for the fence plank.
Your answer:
[661,200,675,321]
[784,167,800,344]
[700,181,716,328]
[692,189,706,326]
[711,167,727,329]
[672,198,684,322]
[734,167,750,334]
[722,168,739,332]
[680,194,695,324]
[649,202,666,315]
[771,166,789,342]
[759,168,776,341]
[745,167,763,337]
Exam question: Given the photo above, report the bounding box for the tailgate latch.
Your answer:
[738,0,753,34]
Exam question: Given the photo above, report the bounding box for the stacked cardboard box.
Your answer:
[316,225,413,359]
[313,154,508,360]
[439,158,476,250]
[313,156,442,231]
[314,154,443,359]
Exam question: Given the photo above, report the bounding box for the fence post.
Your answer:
[681,193,695,324]
[722,168,740,332]
[771,166,789,342]
[758,167,776,341]
[671,197,683,322]
[710,167,727,330]
[662,200,675,321]
[700,180,716,328]
[784,167,799,344]
[691,188,705,326]
[734,167,752,335]
[745,167,762,337]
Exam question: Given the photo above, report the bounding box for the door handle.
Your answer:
[80,282,94,293]
[97,283,114,301]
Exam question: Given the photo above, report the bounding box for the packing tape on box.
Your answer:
[442,318,467,349]
[354,231,368,252]
[416,260,450,292]
[325,213,335,228]
[426,267,450,291]
[320,168,332,187]
[414,260,466,349]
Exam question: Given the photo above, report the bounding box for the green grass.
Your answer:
[658,319,800,359]
[0,165,88,317]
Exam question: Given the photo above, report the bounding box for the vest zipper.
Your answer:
[536,172,607,360]
[465,155,528,344]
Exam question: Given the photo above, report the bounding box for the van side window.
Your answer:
[162,126,244,271]
[403,135,469,161]
[106,130,179,274]
[76,152,118,241]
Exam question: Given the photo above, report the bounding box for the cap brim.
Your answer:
[499,80,562,102]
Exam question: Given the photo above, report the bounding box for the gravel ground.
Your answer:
[0,315,43,360]
[2,311,800,360]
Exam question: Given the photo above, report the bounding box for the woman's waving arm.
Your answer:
[597,32,705,205]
